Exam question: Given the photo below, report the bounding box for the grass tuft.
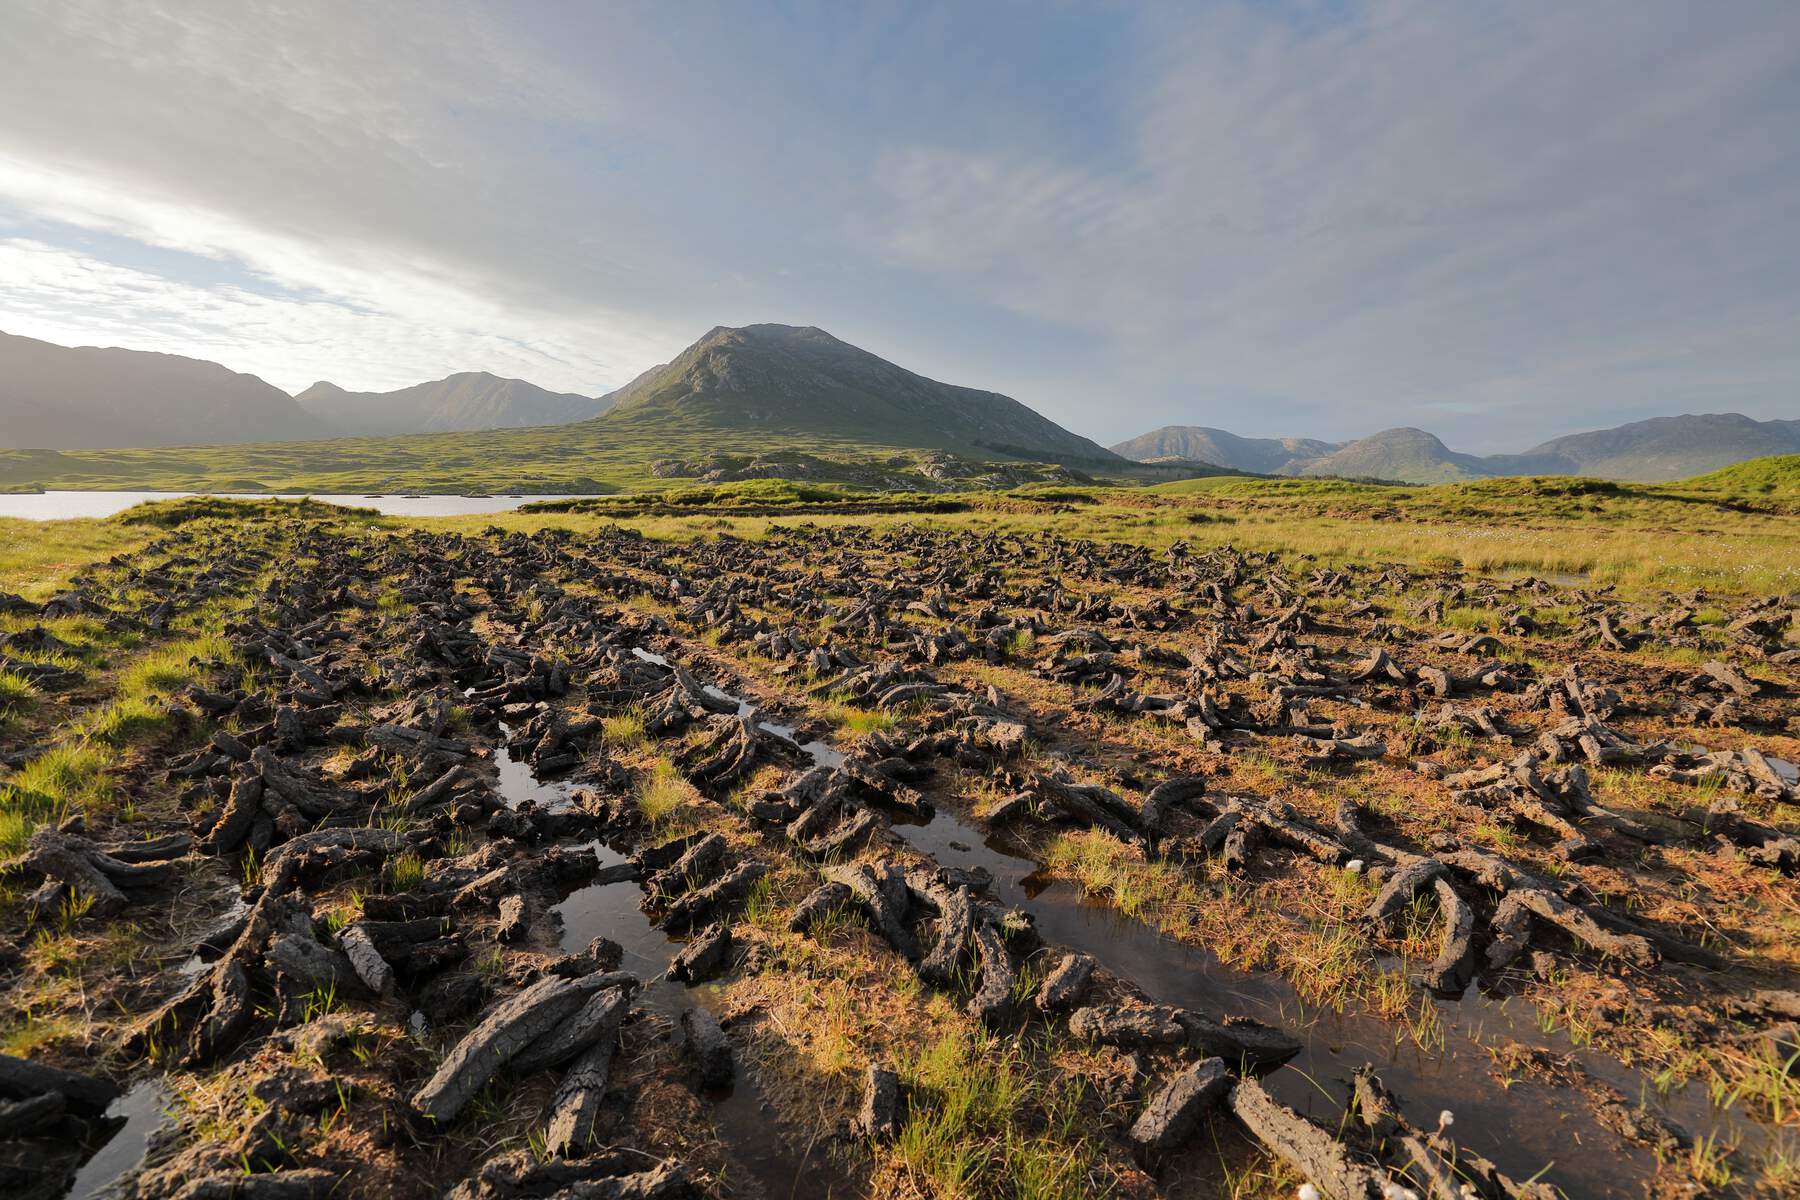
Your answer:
[635,759,689,824]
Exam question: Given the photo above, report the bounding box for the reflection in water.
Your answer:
[886,805,1745,1199]
[494,705,837,1198]
[64,1080,173,1200]
[661,658,1713,1200]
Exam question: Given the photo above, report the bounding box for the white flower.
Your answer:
[1346,858,1366,874]
[1438,1108,1455,1129]
[1298,1185,1321,1200]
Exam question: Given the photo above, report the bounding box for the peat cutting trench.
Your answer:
[2,511,1796,1200]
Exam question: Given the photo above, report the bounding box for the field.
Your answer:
[0,475,1796,1200]
[0,413,1183,496]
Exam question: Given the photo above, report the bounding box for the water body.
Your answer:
[0,491,591,521]
[489,711,847,1198]
[63,1080,174,1200]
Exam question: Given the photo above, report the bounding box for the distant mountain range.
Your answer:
[0,330,327,448]
[295,373,609,436]
[0,324,1122,468]
[1112,415,1800,483]
[5,325,1793,483]
[598,323,1123,467]
[0,332,611,448]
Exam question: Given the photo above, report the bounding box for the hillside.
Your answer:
[0,330,328,449]
[1676,453,1800,498]
[600,324,1122,467]
[1494,413,1800,480]
[1294,427,1487,482]
[1113,413,1800,483]
[296,372,607,436]
[1108,426,1337,473]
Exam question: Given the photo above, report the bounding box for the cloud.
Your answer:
[866,1,1800,445]
[0,0,686,393]
[0,236,660,395]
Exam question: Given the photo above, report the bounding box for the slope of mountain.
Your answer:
[1678,453,1800,498]
[296,372,607,436]
[599,324,1122,467]
[1294,427,1488,482]
[1113,413,1800,483]
[1107,426,1338,473]
[1492,413,1800,481]
[0,331,328,449]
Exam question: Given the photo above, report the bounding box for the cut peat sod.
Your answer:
[0,495,1796,1199]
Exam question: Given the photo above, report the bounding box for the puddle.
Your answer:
[561,643,1753,1196]
[889,806,1722,1199]
[493,711,838,1198]
[552,838,681,1006]
[687,983,853,1200]
[64,1080,173,1200]
[495,721,576,812]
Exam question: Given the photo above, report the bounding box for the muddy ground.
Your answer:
[2,504,1796,1199]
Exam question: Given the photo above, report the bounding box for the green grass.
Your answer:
[0,423,1110,497]
[0,745,110,854]
[821,702,897,736]
[1678,453,1800,498]
[894,1028,1094,1200]
[601,707,647,749]
[391,464,1800,594]
[118,634,230,697]
[384,853,425,893]
[0,528,264,861]
[7,442,1794,595]
[635,758,690,824]
[88,696,173,746]
[0,515,157,601]
[0,670,35,714]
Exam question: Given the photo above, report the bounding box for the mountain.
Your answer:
[0,331,328,449]
[295,372,608,436]
[1295,427,1488,483]
[1492,413,1800,481]
[1108,426,1338,473]
[598,324,1123,467]
[1112,414,1800,483]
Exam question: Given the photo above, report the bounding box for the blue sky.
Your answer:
[1,0,1796,450]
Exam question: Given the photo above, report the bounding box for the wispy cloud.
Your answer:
[867,2,1800,445]
[0,0,682,393]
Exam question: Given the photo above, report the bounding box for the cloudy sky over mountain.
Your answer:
[2,1,1795,449]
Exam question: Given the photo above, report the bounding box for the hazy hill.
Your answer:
[1295,427,1488,482]
[1490,413,1800,480]
[1113,413,1800,482]
[599,324,1123,467]
[0,330,327,449]
[1108,426,1337,473]
[296,372,607,436]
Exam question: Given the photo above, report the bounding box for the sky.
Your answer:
[1,1,1796,452]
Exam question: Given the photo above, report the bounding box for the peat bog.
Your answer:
[0,489,1796,1200]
